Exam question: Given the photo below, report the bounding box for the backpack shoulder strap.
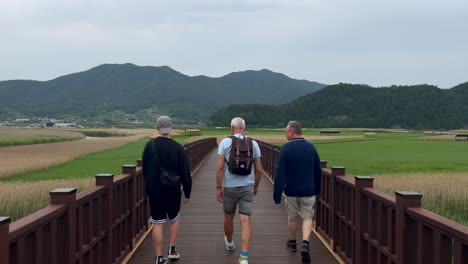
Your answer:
[225,136,236,164]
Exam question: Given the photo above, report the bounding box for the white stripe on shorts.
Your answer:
[149,217,167,224]
[170,211,181,223]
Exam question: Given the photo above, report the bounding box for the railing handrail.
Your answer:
[8,204,66,241]
[407,207,468,241]
[256,139,468,264]
[0,137,218,264]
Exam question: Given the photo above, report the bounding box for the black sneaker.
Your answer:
[300,244,311,263]
[155,256,168,264]
[286,240,297,252]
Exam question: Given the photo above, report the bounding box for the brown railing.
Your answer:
[0,137,217,264]
[185,137,218,174]
[256,140,468,264]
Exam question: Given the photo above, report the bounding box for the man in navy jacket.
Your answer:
[273,121,322,264]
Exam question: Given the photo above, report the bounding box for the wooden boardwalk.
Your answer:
[128,151,338,264]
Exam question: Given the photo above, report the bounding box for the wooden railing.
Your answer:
[256,140,468,264]
[0,137,217,264]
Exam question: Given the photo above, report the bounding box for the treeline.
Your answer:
[0,63,324,123]
[210,82,468,130]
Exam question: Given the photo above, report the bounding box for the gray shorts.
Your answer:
[223,186,254,216]
[285,196,316,220]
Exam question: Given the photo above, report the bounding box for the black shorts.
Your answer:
[148,186,182,224]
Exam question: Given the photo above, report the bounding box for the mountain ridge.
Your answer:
[210,83,468,129]
[0,63,325,124]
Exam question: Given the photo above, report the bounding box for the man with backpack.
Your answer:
[142,115,192,264]
[216,117,263,264]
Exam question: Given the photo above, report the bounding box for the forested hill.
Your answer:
[0,63,325,123]
[210,83,468,129]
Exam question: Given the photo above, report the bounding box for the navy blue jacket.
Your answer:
[273,138,322,204]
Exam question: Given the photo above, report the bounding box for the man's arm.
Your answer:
[179,148,192,201]
[313,149,323,195]
[253,157,262,196]
[216,154,225,202]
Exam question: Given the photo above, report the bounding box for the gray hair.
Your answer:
[231,117,246,129]
[287,121,302,135]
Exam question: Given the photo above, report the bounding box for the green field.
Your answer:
[198,128,367,136]
[1,136,188,182]
[2,130,467,225]
[313,138,468,175]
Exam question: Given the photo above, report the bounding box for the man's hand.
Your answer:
[184,197,190,203]
[254,185,259,196]
[216,187,223,203]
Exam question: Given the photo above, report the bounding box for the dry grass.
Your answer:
[0,178,95,221]
[373,173,468,225]
[419,135,456,140]
[0,127,85,139]
[0,128,157,178]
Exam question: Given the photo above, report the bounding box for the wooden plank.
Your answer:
[128,152,338,264]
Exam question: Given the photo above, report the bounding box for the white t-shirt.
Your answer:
[218,134,262,188]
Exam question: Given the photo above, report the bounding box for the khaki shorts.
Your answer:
[285,196,316,220]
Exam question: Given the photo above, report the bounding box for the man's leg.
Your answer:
[148,193,167,260]
[224,213,235,240]
[238,186,254,263]
[169,218,180,246]
[302,218,312,242]
[167,212,182,259]
[152,223,164,256]
[285,196,299,252]
[223,187,237,246]
[299,196,315,264]
[288,219,297,241]
[239,214,251,252]
[166,190,182,259]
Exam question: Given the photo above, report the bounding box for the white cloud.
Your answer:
[0,0,467,87]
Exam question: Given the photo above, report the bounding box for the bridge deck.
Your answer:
[128,151,338,264]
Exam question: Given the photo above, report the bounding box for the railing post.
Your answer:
[122,164,137,175]
[354,176,374,264]
[123,165,137,248]
[395,191,422,264]
[330,166,345,250]
[321,160,328,169]
[96,174,115,264]
[0,217,10,264]
[136,159,143,167]
[50,188,77,264]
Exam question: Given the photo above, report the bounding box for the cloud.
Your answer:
[0,0,467,87]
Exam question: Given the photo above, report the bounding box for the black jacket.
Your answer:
[142,137,192,198]
[273,138,322,204]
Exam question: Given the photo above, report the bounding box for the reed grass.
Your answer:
[0,136,80,147]
[374,173,468,225]
[0,178,94,221]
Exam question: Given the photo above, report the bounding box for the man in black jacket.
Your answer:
[142,116,192,264]
[273,121,322,264]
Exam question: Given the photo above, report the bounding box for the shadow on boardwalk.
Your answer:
[129,151,338,264]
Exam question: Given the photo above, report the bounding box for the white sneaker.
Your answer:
[238,258,248,264]
[167,246,180,259]
[224,236,235,251]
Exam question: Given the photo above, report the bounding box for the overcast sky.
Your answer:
[0,0,467,88]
